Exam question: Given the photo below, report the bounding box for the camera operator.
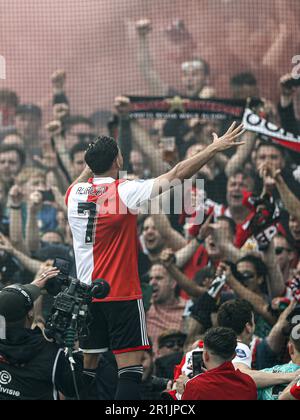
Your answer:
[0,267,92,400]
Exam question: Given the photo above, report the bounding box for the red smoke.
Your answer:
[0,0,299,120]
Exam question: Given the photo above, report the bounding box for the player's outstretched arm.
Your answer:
[151,122,245,198]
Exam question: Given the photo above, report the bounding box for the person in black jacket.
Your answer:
[0,267,92,400]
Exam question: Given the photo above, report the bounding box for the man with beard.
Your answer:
[0,144,26,191]
[146,263,186,356]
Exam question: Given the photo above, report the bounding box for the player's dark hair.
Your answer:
[204,327,237,361]
[217,299,254,336]
[85,135,119,174]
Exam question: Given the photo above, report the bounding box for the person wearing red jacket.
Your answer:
[181,327,257,400]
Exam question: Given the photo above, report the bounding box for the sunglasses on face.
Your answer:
[275,247,292,256]
[237,271,256,282]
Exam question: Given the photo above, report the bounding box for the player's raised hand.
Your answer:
[114,96,131,116]
[212,122,246,152]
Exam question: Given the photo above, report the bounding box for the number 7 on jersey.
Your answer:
[78,202,97,244]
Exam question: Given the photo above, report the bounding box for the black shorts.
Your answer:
[79,299,150,355]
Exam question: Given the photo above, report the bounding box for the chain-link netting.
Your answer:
[1,0,300,115]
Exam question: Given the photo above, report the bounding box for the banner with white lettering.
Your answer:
[128,96,261,121]
[243,108,300,153]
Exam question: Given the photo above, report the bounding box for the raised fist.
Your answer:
[29,191,43,212]
[51,69,66,90]
[53,103,70,121]
[280,73,297,97]
[160,248,176,268]
[8,185,24,208]
[136,19,152,37]
[45,120,63,137]
[114,96,131,116]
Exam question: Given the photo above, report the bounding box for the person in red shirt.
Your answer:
[181,327,257,400]
[66,125,244,400]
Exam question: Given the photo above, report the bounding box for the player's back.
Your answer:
[66,176,154,302]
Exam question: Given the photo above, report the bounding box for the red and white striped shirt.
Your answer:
[66,177,154,302]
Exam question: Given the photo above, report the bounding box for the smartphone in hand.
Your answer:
[192,351,204,376]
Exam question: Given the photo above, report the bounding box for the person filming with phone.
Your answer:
[178,327,257,400]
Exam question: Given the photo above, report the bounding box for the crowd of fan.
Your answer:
[0,19,300,400]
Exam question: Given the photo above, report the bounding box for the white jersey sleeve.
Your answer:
[118,179,155,211]
[233,342,252,369]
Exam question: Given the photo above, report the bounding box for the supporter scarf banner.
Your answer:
[243,108,300,153]
[127,96,259,121]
